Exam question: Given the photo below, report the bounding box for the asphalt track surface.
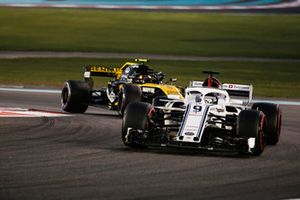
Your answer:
[1,90,300,200]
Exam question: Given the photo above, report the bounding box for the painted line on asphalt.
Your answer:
[0,107,70,117]
[1,87,300,106]
[251,99,300,106]
[0,87,61,94]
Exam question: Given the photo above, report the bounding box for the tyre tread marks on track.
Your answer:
[0,102,300,199]
[0,117,54,134]
[11,114,121,148]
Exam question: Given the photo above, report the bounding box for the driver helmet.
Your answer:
[123,65,151,83]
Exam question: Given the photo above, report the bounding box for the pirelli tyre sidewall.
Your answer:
[61,80,90,113]
[122,102,154,148]
[118,84,142,115]
[252,102,282,145]
[237,110,266,156]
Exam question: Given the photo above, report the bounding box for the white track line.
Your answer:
[0,1,300,10]
[0,107,70,117]
[1,87,299,106]
[0,87,60,94]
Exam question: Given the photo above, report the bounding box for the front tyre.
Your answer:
[237,110,266,156]
[252,103,282,145]
[61,80,90,113]
[118,84,141,115]
[122,102,154,148]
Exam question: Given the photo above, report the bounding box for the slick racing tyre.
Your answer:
[252,102,282,145]
[61,80,90,113]
[237,110,266,156]
[122,102,154,148]
[118,84,141,115]
[84,77,94,90]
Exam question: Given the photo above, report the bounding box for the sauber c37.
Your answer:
[122,71,282,156]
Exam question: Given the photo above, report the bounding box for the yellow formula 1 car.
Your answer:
[61,59,184,114]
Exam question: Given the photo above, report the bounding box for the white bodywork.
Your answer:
[124,80,257,153]
[162,81,253,144]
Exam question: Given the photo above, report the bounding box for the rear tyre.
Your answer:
[118,84,141,115]
[84,77,94,90]
[237,110,266,156]
[122,102,154,148]
[252,103,281,145]
[61,80,90,113]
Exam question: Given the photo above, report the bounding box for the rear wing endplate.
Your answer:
[222,83,253,103]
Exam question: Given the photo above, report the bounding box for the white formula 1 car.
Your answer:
[122,71,282,156]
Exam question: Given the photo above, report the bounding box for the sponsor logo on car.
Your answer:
[142,87,155,93]
[89,66,122,74]
[184,132,195,136]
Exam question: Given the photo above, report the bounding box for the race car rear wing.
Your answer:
[83,59,149,79]
[83,66,122,78]
[222,83,253,104]
[189,81,253,104]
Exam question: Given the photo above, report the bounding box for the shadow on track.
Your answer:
[111,146,256,159]
[65,112,255,159]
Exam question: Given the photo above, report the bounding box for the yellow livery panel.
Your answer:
[140,83,183,99]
